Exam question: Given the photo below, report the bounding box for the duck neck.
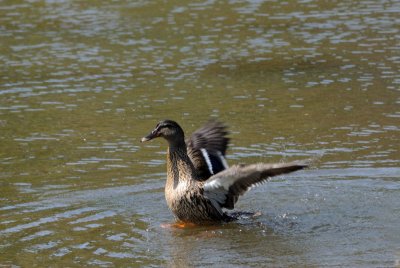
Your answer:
[167,141,196,189]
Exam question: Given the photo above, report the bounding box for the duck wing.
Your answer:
[186,120,230,180]
[203,161,308,210]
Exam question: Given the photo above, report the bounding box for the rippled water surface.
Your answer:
[1,0,399,267]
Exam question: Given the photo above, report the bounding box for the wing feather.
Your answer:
[204,161,308,210]
[186,120,230,180]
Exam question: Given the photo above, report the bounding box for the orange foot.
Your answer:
[160,221,198,229]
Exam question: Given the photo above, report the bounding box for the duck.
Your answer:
[141,119,308,224]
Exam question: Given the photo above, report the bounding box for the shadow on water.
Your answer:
[163,221,315,267]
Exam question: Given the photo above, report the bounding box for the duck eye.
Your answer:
[155,124,170,134]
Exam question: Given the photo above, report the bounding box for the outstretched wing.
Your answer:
[203,161,308,210]
[186,120,230,180]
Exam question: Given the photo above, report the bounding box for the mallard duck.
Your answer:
[141,119,308,224]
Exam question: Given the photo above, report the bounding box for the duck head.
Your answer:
[141,120,185,146]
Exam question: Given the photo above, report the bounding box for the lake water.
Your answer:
[1,0,399,267]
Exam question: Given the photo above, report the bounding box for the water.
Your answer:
[1,0,399,266]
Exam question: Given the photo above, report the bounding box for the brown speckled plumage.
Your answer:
[165,145,224,222]
[141,119,308,224]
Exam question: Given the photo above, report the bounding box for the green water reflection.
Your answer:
[1,0,399,266]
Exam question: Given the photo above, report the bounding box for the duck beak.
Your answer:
[140,130,158,142]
